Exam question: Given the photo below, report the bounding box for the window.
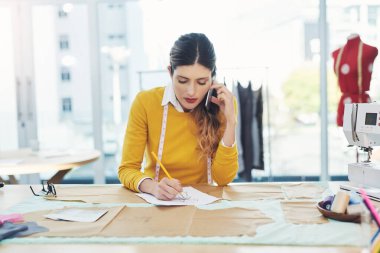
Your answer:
[59,35,69,50]
[31,4,95,182]
[0,6,18,150]
[60,67,71,81]
[62,98,72,112]
[344,5,360,23]
[368,6,379,26]
[327,1,380,177]
[304,22,319,61]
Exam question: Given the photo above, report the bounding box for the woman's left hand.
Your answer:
[210,82,236,125]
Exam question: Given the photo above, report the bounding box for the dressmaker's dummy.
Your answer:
[332,34,378,126]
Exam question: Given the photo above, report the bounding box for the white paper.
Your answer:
[44,208,108,222]
[0,159,23,166]
[136,186,219,206]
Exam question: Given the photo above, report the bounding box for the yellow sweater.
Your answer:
[118,87,238,192]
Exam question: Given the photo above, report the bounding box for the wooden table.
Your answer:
[0,149,100,184]
[0,184,363,253]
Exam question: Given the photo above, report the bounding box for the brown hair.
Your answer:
[191,105,225,158]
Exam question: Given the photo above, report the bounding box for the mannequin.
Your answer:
[332,34,378,126]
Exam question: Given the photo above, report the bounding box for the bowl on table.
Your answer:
[316,201,361,223]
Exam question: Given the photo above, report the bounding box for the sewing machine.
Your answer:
[340,103,380,201]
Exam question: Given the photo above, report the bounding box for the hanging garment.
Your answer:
[237,82,254,181]
[232,83,245,174]
[252,86,264,170]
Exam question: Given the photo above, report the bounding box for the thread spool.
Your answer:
[348,192,362,205]
[331,191,350,214]
[322,195,334,210]
[346,203,364,215]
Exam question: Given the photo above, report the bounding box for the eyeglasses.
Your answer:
[30,181,56,197]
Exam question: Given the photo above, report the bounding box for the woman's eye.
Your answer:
[178,80,187,84]
[198,81,207,85]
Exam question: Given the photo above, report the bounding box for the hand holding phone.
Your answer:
[205,89,216,109]
[205,88,218,114]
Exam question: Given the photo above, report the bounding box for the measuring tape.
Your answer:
[335,41,363,101]
[154,104,212,184]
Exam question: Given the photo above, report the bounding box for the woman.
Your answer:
[118,33,238,200]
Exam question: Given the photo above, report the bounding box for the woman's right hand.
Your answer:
[151,177,183,200]
[140,177,182,200]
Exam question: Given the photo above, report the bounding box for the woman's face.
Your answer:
[171,63,213,111]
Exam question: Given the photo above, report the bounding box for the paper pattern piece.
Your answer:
[24,206,273,237]
[101,206,196,237]
[44,208,108,222]
[23,206,124,237]
[47,183,325,204]
[46,185,145,204]
[107,206,273,237]
[281,183,326,199]
[281,201,328,224]
[192,184,224,199]
[223,184,285,200]
[136,186,219,206]
[189,207,273,237]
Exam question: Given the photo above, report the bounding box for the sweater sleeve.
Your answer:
[211,98,239,185]
[118,92,151,192]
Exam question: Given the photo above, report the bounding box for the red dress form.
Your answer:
[332,35,378,126]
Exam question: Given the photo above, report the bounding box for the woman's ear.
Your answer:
[167,65,173,77]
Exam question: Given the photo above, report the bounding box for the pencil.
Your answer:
[151,152,173,179]
[151,151,187,199]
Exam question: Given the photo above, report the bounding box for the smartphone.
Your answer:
[205,88,218,114]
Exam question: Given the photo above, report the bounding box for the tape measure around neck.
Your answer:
[335,41,363,101]
[207,156,212,184]
[154,104,212,184]
[357,41,363,100]
[154,104,168,182]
